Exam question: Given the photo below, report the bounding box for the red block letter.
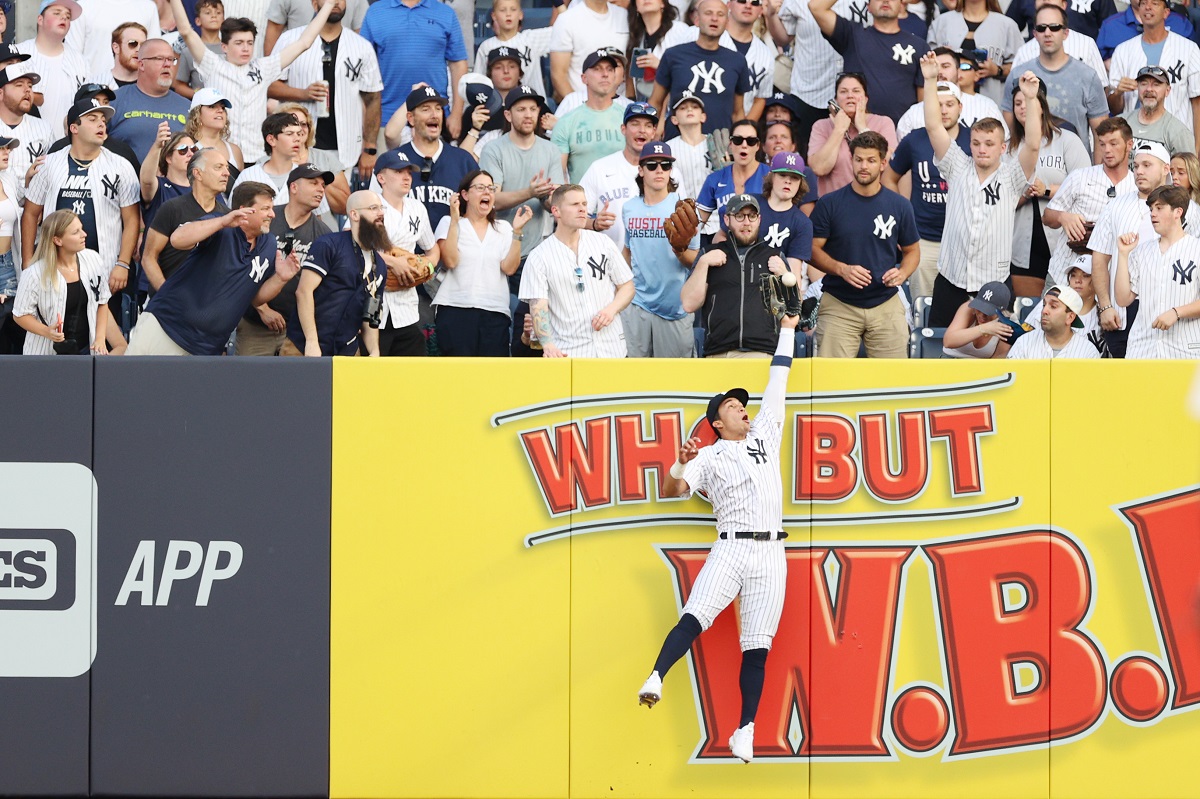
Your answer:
[928,405,993,496]
[859,411,930,503]
[614,411,683,502]
[520,418,612,514]
[797,414,858,502]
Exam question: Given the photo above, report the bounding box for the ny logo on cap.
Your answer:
[499,47,511,57]
[785,154,796,165]
[773,91,784,99]
[982,289,993,301]
[425,87,436,96]
[474,92,488,104]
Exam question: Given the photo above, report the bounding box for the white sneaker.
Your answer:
[729,722,754,763]
[638,671,662,708]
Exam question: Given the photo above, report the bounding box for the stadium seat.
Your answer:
[911,327,948,358]
[913,295,933,328]
[1016,296,1038,323]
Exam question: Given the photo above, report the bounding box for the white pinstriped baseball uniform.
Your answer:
[1109,32,1200,134]
[678,339,793,651]
[25,148,139,277]
[1089,192,1200,330]
[380,196,435,329]
[1045,163,1136,285]
[11,249,110,355]
[665,135,708,200]
[473,28,553,98]
[777,0,843,110]
[1006,327,1102,358]
[517,230,633,357]
[275,27,383,170]
[14,41,89,139]
[934,143,1029,290]
[1125,235,1200,358]
[196,53,283,163]
[1014,31,1107,89]
[894,93,1007,143]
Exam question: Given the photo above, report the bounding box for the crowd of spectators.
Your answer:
[0,0,1197,359]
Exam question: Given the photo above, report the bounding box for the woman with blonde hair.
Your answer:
[275,101,351,215]
[12,210,112,355]
[185,89,244,182]
[1170,152,1200,206]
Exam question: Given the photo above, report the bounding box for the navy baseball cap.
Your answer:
[725,194,760,216]
[504,84,544,110]
[406,85,447,111]
[968,281,1011,317]
[487,45,522,68]
[639,141,673,161]
[288,162,334,186]
[66,98,114,127]
[582,47,625,72]
[706,388,750,435]
[623,101,658,124]
[765,91,798,116]
[374,148,420,174]
[74,82,115,104]
[465,81,502,117]
[0,44,30,65]
[0,135,19,149]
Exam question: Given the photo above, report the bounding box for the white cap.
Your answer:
[935,81,962,102]
[190,87,232,110]
[1044,283,1085,327]
[456,71,492,102]
[1133,140,1171,167]
[1068,253,1093,276]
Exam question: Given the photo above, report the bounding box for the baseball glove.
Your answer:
[759,272,802,320]
[1066,221,1095,254]
[705,127,732,171]
[385,248,436,291]
[662,198,699,252]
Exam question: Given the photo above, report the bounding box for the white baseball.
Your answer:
[780,271,797,287]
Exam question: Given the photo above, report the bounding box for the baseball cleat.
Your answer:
[729,722,755,763]
[638,671,662,708]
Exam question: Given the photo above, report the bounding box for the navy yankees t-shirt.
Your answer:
[146,215,278,355]
[888,124,972,242]
[56,160,99,256]
[810,184,918,308]
[757,201,813,261]
[827,17,929,124]
[285,231,386,356]
[656,42,752,137]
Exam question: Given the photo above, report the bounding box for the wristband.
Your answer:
[1098,304,1113,313]
[115,261,129,270]
[669,461,686,480]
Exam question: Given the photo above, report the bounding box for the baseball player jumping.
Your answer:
[638,312,800,764]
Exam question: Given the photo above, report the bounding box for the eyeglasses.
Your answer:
[730,211,759,221]
[642,160,673,171]
[140,55,180,65]
[729,135,759,146]
[174,144,198,154]
[469,183,497,193]
[1033,23,1066,32]
[125,40,143,48]
[360,204,384,213]
[574,266,585,292]
[1107,185,1117,198]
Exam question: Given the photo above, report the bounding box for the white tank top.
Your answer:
[943,334,1000,359]
[0,194,18,238]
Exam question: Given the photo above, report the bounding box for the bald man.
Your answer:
[286,190,400,356]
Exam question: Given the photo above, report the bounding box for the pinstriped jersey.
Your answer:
[934,144,1028,290]
[1045,163,1136,286]
[1109,32,1200,133]
[196,53,283,164]
[776,0,843,108]
[1006,328,1101,358]
[681,403,784,535]
[1126,235,1200,358]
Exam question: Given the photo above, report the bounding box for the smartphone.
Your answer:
[964,48,989,65]
[280,233,297,257]
[828,99,841,115]
[631,47,650,82]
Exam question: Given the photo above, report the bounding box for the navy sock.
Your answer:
[651,613,703,677]
[738,648,769,727]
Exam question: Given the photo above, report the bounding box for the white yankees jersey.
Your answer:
[473,28,553,97]
[232,163,332,216]
[15,41,89,139]
[1089,191,1200,330]
[1109,32,1200,134]
[11,249,110,355]
[894,93,1007,142]
[380,196,435,329]
[65,0,161,74]
[677,28,775,114]
[665,135,709,200]
[1,114,54,187]
[934,143,1028,290]
[1014,31,1107,90]
[223,0,272,59]
[518,230,633,357]
[1006,327,1102,358]
[1022,300,1109,356]
[579,149,638,249]
[1126,235,1200,358]
[777,0,843,108]
[275,27,383,170]
[25,149,139,277]
[1045,163,1137,285]
[196,53,284,163]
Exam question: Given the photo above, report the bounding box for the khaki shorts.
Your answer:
[125,313,189,356]
[814,292,908,359]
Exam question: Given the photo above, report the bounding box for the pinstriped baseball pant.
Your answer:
[682,538,787,651]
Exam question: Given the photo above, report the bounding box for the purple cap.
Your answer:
[769,151,806,175]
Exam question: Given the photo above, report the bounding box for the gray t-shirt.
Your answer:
[267,0,368,31]
[1002,57,1108,155]
[173,40,224,91]
[243,203,333,326]
[1121,106,1196,156]
[478,134,566,258]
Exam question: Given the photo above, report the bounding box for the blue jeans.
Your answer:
[0,251,16,298]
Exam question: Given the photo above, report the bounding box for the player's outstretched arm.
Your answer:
[761,315,799,420]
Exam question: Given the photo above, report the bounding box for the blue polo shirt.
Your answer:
[827,17,929,124]
[757,201,813,262]
[810,184,917,309]
[286,231,386,356]
[361,0,468,122]
[398,142,478,231]
[888,124,972,242]
[146,215,278,354]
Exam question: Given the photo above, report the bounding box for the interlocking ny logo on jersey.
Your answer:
[26,142,44,162]
[248,255,270,282]
[892,44,915,65]
[873,214,896,239]
[983,183,1001,206]
[71,200,86,216]
[408,217,420,235]
[587,254,607,280]
[344,58,363,81]
[746,438,767,464]
[1171,259,1196,284]
[87,275,102,302]
[248,64,263,84]
[849,1,869,24]
[763,223,790,248]
[748,65,767,92]
[101,173,121,201]
[688,62,726,94]
[1069,0,1092,11]
[1166,61,1186,83]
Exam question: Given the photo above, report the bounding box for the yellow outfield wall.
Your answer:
[330,359,1200,799]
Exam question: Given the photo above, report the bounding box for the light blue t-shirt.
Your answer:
[622,192,698,320]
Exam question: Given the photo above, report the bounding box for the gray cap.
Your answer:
[968,281,1011,317]
[725,194,760,216]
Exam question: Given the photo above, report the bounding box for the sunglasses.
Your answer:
[574,266,585,292]
[734,0,763,5]
[959,61,976,70]
[730,135,759,146]
[1033,22,1066,32]
[174,144,198,155]
[642,160,673,171]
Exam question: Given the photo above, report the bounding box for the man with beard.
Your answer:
[89,21,147,91]
[109,38,191,163]
[1119,66,1194,157]
[681,193,791,358]
[1006,283,1100,359]
[809,131,919,357]
[16,0,90,139]
[286,189,391,356]
[126,181,303,355]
